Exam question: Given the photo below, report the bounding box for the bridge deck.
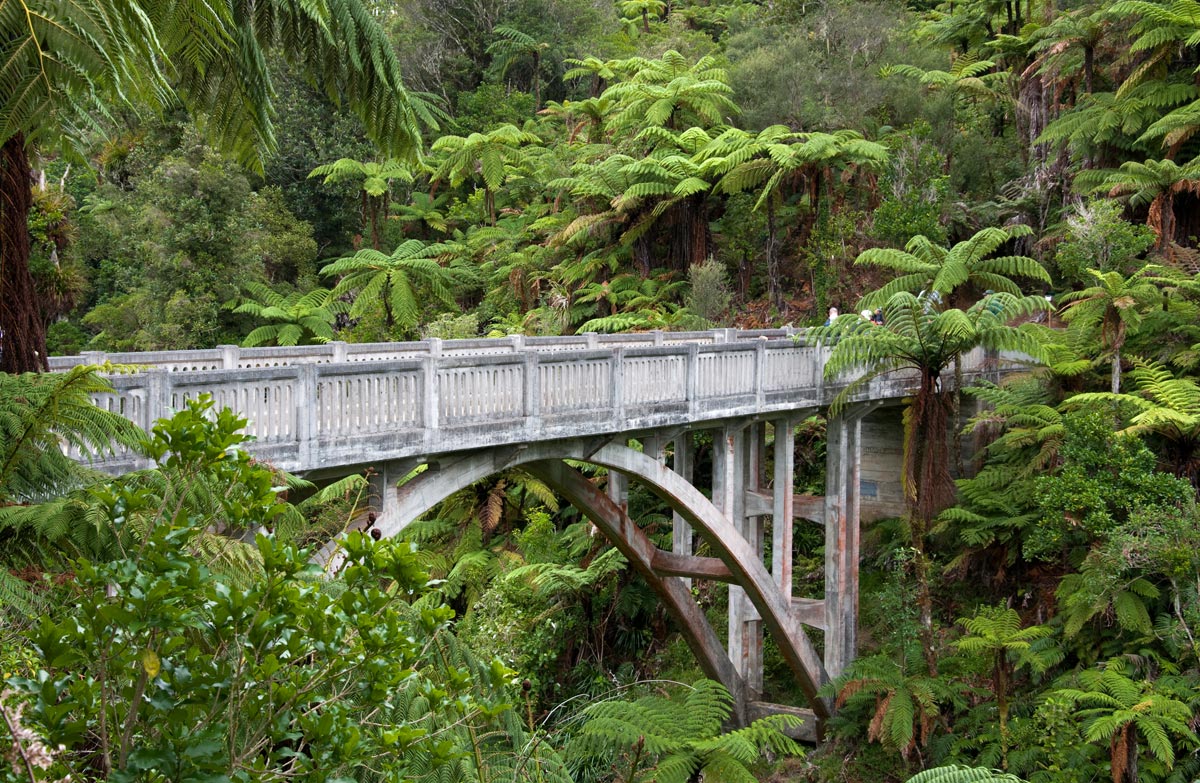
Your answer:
[59,329,1001,474]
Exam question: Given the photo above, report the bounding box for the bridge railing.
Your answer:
[60,332,1004,473]
[47,329,802,373]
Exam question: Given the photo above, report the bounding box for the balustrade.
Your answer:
[58,330,1008,474]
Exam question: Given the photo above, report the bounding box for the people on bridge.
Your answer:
[824,307,839,326]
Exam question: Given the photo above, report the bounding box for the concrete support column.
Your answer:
[715,424,763,698]
[671,431,695,589]
[606,443,629,513]
[743,423,766,696]
[771,418,796,594]
[641,434,666,462]
[373,460,407,532]
[823,410,863,679]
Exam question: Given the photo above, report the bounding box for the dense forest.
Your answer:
[4,0,1200,780]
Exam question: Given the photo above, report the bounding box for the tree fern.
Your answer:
[934,379,1064,572]
[1053,660,1198,781]
[906,766,1027,783]
[566,679,802,783]
[0,366,143,503]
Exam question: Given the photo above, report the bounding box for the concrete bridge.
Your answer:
[56,328,1011,735]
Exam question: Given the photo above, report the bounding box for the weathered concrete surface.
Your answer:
[64,331,1007,479]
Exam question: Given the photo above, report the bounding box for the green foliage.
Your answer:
[1053,200,1155,286]
[77,133,328,351]
[685,256,733,324]
[826,652,960,757]
[1030,410,1193,561]
[906,766,1027,783]
[1,394,567,783]
[567,679,803,782]
[455,85,538,131]
[6,524,444,782]
[873,126,950,246]
[937,379,1063,571]
[856,226,1049,310]
[422,312,482,339]
[1058,265,1169,393]
[817,291,1048,417]
[0,366,143,504]
[1052,661,1199,780]
[601,51,739,131]
[954,607,1055,672]
[726,2,927,132]
[321,238,461,332]
[1056,504,1200,660]
[232,283,344,346]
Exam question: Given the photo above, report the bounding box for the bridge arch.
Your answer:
[377,439,832,723]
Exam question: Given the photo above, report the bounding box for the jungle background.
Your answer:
[4,0,1200,779]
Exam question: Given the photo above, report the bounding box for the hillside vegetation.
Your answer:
[3,0,1200,780]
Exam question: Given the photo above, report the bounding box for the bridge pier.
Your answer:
[823,411,862,680]
[714,423,764,698]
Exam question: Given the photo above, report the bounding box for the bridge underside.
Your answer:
[362,404,904,738]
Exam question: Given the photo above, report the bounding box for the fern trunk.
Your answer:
[905,368,956,675]
[766,198,780,309]
[1,134,47,373]
[996,653,1010,768]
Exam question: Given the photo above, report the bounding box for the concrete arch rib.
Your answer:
[379,438,831,720]
[523,460,748,722]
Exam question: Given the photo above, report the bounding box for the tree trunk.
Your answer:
[905,369,956,675]
[997,655,1010,768]
[532,50,542,111]
[766,198,780,309]
[1,134,48,373]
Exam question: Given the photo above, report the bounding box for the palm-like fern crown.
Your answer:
[1058,266,1165,340]
[954,606,1057,673]
[308,158,416,196]
[0,367,144,504]
[563,56,617,84]
[817,291,1049,414]
[827,652,955,755]
[321,239,459,326]
[1096,158,1200,205]
[856,226,1049,309]
[882,54,1005,99]
[233,284,344,347]
[431,125,542,190]
[711,126,888,210]
[905,766,1028,783]
[601,51,739,131]
[1038,81,1199,157]
[486,25,546,78]
[567,679,802,783]
[1054,660,1199,770]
